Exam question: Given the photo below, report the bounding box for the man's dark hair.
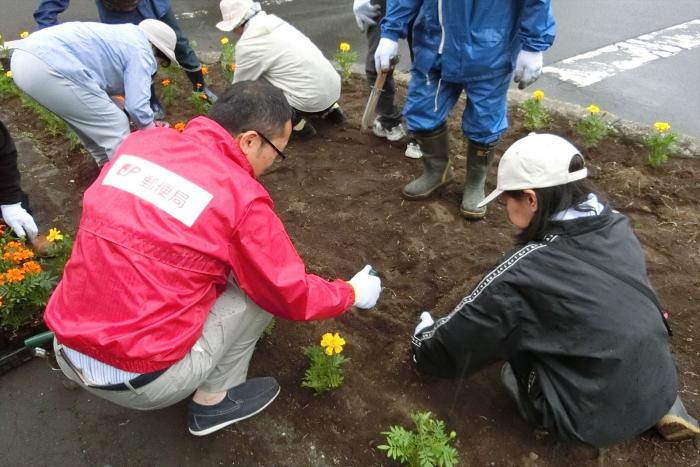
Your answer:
[505,154,605,245]
[209,80,292,139]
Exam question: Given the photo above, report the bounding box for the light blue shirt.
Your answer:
[14,22,156,128]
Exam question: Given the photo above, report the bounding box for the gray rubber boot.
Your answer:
[656,395,700,441]
[460,140,496,219]
[402,125,454,199]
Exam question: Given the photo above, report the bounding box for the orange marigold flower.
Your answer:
[13,248,34,262]
[195,83,203,89]
[22,261,42,274]
[0,223,5,234]
[162,79,171,87]
[174,122,186,133]
[2,251,13,262]
[4,241,22,251]
[0,295,3,308]
[229,63,237,72]
[201,66,209,75]
[5,268,25,283]
[199,93,208,101]
[0,275,5,286]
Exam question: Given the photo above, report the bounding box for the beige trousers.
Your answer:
[54,279,273,410]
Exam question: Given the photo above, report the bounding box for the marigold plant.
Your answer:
[0,225,61,331]
[645,121,677,168]
[574,103,612,148]
[302,332,349,393]
[174,121,186,133]
[160,76,177,107]
[518,89,551,131]
[188,88,212,115]
[219,36,236,82]
[378,412,459,467]
[334,41,357,84]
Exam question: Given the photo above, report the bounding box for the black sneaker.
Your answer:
[188,377,280,436]
[292,118,317,139]
[323,104,346,124]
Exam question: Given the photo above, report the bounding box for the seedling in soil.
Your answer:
[301,332,348,393]
[334,42,357,84]
[518,89,551,131]
[188,87,212,116]
[219,37,236,83]
[378,411,458,467]
[575,104,613,148]
[645,121,677,168]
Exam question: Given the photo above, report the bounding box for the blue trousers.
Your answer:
[404,64,511,145]
[95,2,201,72]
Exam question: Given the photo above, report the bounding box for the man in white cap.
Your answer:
[411,133,699,446]
[10,20,177,167]
[217,0,345,139]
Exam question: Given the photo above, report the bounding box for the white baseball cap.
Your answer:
[216,0,254,31]
[477,133,587,208]
[138,19,178,65]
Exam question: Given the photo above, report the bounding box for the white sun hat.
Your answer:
[216,0,255,31]
[138,19,178,65]
[477,133,587,208]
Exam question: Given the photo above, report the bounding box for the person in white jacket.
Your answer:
[217,0,345,139]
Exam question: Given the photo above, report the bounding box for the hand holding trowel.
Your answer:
[361,55,400,133]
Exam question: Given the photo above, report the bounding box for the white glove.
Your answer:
[374,37,398,72]
[414,311,435,335]
[1,202,38,239]
[348,264,381,309]
[353,0,380,32]
[513,50,543,90]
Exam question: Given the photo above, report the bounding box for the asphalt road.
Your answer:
[1,0,699,138]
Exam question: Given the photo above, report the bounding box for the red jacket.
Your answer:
[44,117,355,373]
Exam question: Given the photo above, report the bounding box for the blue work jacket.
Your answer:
[34,0,171,28]
[381,0,556,83]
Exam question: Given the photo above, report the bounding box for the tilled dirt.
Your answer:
[1,73,698,466]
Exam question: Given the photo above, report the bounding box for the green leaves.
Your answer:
[377,411,458,467]
[518,97,551,132]
[301,343,348,394]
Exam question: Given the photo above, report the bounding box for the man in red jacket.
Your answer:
[45,80,382,436]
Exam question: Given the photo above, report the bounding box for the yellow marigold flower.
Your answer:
[201,66,209,75]
[229,63,237,72]
[174,122,186,133]
[22,260,42,274]
[532,90,545,101]
[654,121,671,133]
[47,228,64,243]
[320,332,346,355]
[5,71,12,78]
[6,268,25,283]
[339,42,351,53]
[220,37,229,45]
[586,104,600,114]
[161,79,171,87]
[19,31,29,39]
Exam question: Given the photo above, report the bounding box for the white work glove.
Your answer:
[414,311,435,335]
[513,50,543,90]
[353,0,381,32]
[1,202,38,239]
[348,264,382,309]
[374,37,398,72]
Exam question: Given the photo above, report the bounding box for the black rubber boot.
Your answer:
[185,70,218,103]
[402,125,453,199]
[460,140,497,219]
[150,84,166,120]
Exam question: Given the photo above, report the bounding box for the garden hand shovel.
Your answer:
[361,57,399,133]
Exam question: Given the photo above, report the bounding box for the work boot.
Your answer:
[292,118,317,139]
[460,140,496,220]
[402,125,453,199]
[656,396,700,441]
[322,103,346,124]
[185,69,218,104]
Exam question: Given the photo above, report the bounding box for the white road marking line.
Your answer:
[543,19,700,87]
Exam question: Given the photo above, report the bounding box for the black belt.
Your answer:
[59,348,166,391]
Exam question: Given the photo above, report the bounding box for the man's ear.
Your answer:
[236,130,259,155]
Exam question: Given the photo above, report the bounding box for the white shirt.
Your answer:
[233,12,341,112]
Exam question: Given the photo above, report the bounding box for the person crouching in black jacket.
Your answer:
[411,133,699,447]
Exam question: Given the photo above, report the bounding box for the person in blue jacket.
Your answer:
[375,0,555,219]
[33,0,217,114]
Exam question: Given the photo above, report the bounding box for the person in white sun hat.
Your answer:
[216,0,346,139]
[410,133,699,447]
[10,20,178,167]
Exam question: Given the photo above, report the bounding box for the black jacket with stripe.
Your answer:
[412,209,677,447]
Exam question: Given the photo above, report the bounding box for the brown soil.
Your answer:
[2,69,699,466]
